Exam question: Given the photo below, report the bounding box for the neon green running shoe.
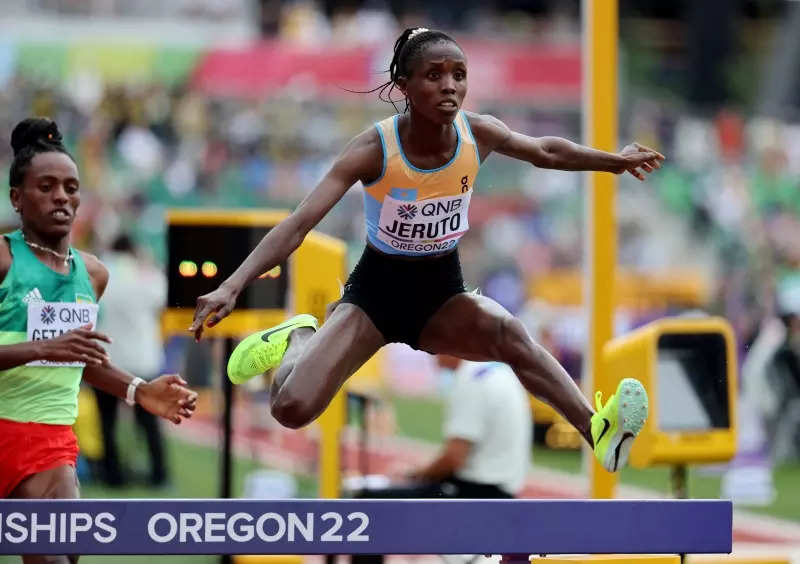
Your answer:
[590,377,649,472]
[226,314,318,385]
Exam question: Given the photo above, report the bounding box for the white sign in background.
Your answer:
[26,301,99,367]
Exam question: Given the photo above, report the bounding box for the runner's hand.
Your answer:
[37,323,111,365]
[614,142,665,180]
[189,285,239,341]
[136,374,198,424]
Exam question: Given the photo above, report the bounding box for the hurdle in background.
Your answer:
[162,209,349,501]
[0,499,731,558]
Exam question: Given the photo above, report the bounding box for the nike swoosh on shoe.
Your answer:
[596,418,611,445]
[260,322,303,343]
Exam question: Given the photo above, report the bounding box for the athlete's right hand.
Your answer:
[37,324,111,365]
[189,285,239,341]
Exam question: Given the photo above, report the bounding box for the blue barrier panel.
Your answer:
[0,499,732,556]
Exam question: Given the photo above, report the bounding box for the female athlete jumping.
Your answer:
[191,28,661,472]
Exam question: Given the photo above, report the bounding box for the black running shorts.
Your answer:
[339,245,466,349]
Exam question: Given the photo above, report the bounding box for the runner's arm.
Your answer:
[79,250,196,422]
[0,236,10,285]
[74,254,138,398]
[79,250,109,301]
[82,254,193,413]
[0,231,34,368]
[217,130,381,296]
[0,343,49,370]
[465,111,664,180]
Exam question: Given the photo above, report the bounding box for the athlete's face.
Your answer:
[10,152,80,239]
[399,41,467,125]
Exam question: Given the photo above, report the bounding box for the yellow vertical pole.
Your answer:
[582,0,618,499]
[293,231,348,499]
[317,389,346,498]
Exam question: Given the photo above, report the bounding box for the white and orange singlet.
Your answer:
[363,111,481,256]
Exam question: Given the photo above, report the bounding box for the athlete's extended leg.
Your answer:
[269,303,385,428]
[418,292,648,471]
[418,292,595,443]
[10,465,80,564]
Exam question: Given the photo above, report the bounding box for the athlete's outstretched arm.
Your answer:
[465,112,664,180]
[0,325,196,423]
[84,364,197,424]
[189,129,382,340]
[79,254,197,424]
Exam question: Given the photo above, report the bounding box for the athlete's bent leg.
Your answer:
[270,303,385,428]
[10,465,80,564]
[418,292,595,445]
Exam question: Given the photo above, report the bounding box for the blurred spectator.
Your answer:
[742,315,784,417]
[764,282,800,461]
[94,234,169,487]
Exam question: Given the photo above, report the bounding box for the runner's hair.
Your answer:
[350,27,460,113]
[9,117,74,188]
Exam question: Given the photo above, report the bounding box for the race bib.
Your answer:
[377,192,471,255]
[27,301,99,367]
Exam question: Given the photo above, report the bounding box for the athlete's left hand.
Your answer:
[615,143,665,180]
[136,374,198,424]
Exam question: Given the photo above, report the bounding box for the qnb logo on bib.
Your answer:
[397,204,418,220]
[26,301,99,367]
[377,192,471,254]
[40,305,57,325]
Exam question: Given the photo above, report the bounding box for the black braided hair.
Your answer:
[9,117,74,188]
[364,27,461,113]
